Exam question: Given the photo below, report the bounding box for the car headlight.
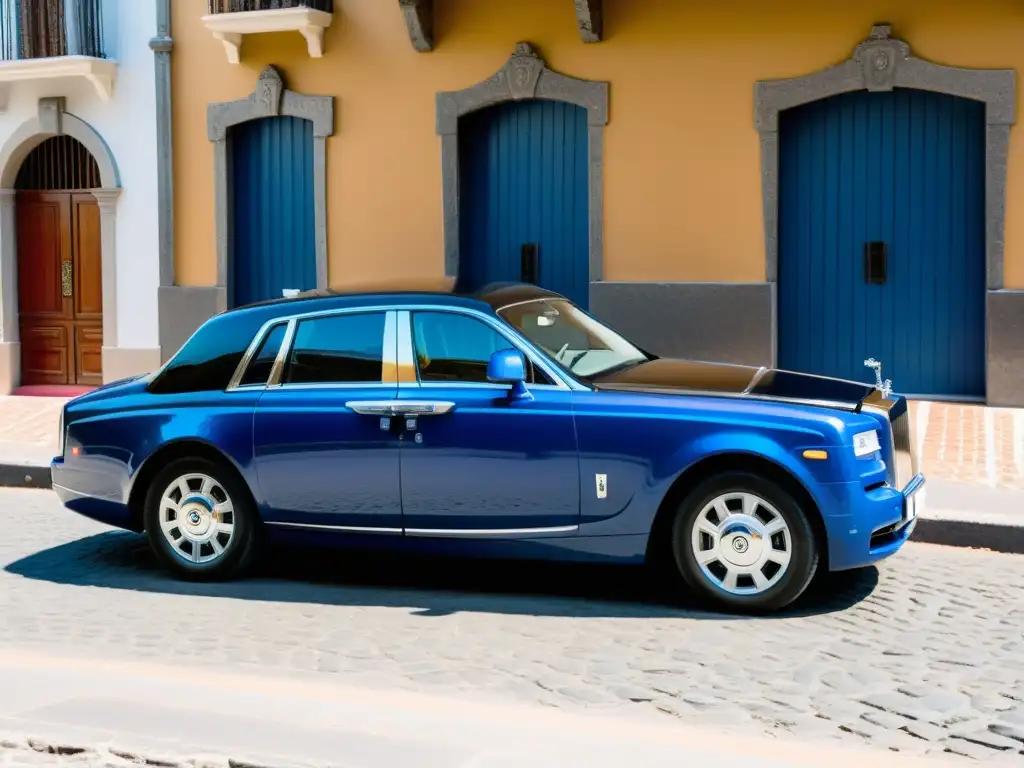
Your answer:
[853,429,881,457]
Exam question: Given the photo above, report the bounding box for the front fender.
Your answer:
[662,429,834,513]
[575,413,844,539]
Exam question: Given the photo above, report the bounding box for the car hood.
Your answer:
[591,358,878,411]
[67,374,149,407]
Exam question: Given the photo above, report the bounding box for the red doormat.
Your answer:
[11,384,95,398]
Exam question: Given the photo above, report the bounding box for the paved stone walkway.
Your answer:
[1,489,1023,763]
[910,402,1024,490]
[0,397,66,467]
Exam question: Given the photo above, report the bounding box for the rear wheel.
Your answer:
[144,457,260,581]
[670,471,819,613]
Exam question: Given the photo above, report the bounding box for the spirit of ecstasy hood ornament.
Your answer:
[864,358,893,398]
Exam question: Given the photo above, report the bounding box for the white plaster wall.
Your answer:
[0,0,159,351]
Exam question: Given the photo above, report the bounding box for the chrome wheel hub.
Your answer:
[691,491,792,595]
[158,473,235,564]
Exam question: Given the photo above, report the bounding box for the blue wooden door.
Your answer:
[459,99,590,308]
[230,115,316,308]
[778,89,986,398]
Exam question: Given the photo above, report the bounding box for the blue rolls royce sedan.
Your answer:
[51,283,924,613]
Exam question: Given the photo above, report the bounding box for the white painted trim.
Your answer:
[202,8,332,63]
[0,56,117,105]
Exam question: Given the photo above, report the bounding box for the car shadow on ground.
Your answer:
[4,530,879,620]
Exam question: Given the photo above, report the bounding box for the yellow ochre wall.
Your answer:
[172,0,1024,290]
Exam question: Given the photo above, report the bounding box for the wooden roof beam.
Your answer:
[399,0,434,52]
[574,0,603,43]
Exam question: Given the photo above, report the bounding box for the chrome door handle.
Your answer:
[346,401,399,416]
[345,400,455,416]
[391,400,455,416]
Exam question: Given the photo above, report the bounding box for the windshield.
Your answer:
[498,299,649,378]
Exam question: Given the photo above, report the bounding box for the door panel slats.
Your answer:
[458,100,590,309]
[230,115,317,308]
[778,88,986,397]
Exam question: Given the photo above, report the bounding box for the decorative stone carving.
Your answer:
[255,66,284,117]
[437,42,608,135]
[208,66,333,142]
[399,0,433,52]
[852,24,909,91]
[506,43,544,99]
[573,0,603,43]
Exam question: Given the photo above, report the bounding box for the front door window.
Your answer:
[411,310,552,385]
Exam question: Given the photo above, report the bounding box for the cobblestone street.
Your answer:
[1,489,1023,763]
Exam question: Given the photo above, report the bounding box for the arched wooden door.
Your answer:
[16,136,104,386]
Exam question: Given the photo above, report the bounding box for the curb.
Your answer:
[911,517,1024,556]
[3,463,1022,556]
[0,463,51,490]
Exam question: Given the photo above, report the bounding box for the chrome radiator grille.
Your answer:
[889,406,917,491]
[864,394,917,492]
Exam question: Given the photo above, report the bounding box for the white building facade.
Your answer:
[0,0,172,393]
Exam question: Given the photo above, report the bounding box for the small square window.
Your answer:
[240,323,287,386]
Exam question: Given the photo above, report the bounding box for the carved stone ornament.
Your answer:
[254,66,284,117]
[852,24,910,92]
[505,43,545,100]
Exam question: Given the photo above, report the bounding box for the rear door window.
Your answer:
[284,312,388,384]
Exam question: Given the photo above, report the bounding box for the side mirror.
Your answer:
[487,348,531,400]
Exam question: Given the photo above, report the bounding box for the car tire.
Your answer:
[670,471,819,613]
[143,456,260,581]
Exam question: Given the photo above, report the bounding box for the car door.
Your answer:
[395,308,580,535]
[253,308,402,531]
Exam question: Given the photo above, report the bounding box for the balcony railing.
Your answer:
[1,0,105,61]
[207,0,333,13]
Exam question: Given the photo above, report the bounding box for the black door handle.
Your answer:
[521,243,539,284]
[864,241,888,285]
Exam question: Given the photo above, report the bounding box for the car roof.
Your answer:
[227,280,566,317]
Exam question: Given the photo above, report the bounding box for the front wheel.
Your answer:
[144,457,260,581]
[670,471,819,613]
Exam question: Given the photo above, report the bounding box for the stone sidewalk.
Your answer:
[0,396,65,469]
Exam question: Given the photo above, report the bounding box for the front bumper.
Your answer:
[823,472,925,572]
[51,456,134,529]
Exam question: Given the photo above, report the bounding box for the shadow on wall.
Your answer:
[4,530,879,620]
